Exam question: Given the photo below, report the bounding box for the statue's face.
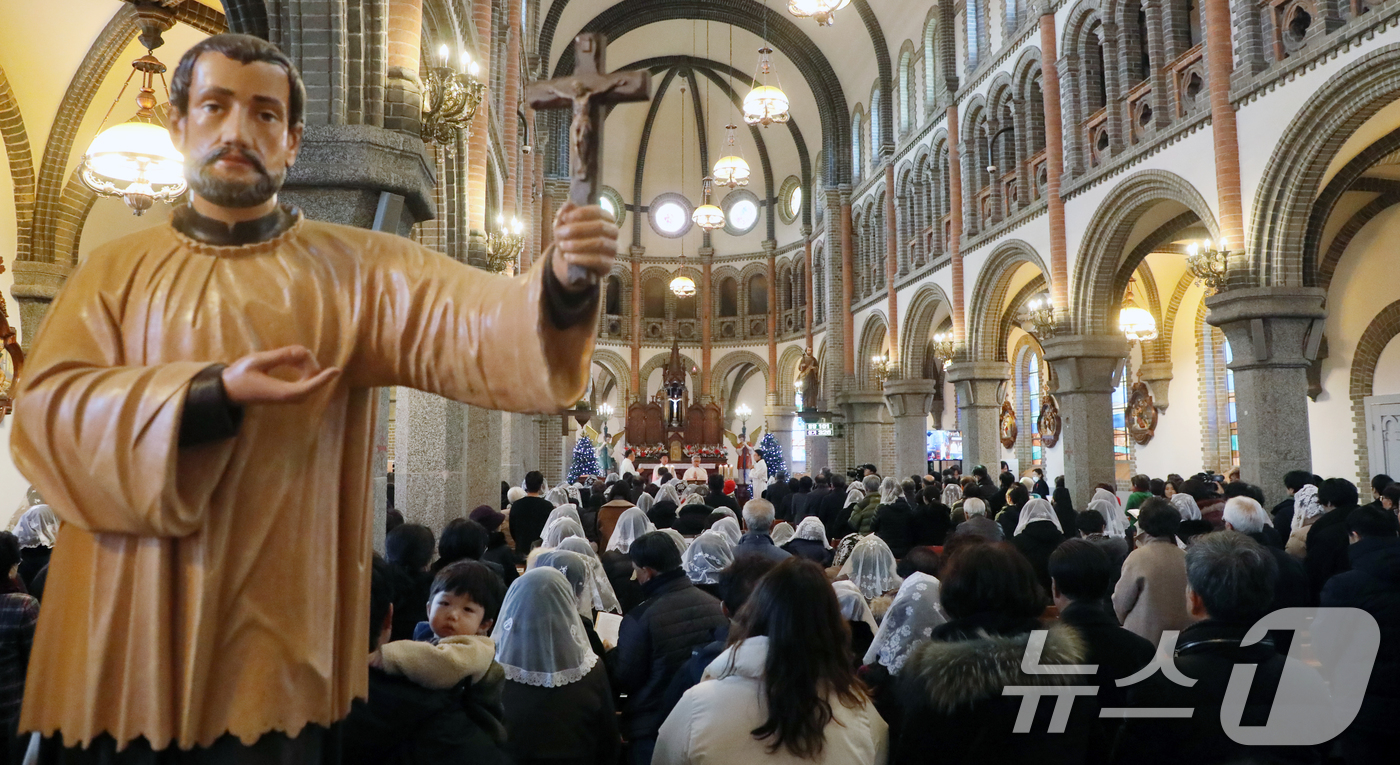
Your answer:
[170,53,303,210]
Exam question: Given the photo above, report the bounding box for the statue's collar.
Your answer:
[173,204,300,246]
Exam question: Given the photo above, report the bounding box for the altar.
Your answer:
[624,340,728,469]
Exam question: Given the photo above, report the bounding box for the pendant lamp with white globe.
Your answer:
[80,52,186,216]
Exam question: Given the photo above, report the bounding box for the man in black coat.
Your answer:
[609,532,727,765]
[507,470,555,554]
[1320,506,1400,765]
[1222,496,1307,652]
[802,473,832,523]
[1114,532,1323,765]
[1049,539,1154,745]
[1305,478,1361,603]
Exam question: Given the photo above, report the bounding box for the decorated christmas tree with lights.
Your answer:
[568,434,601,483]
[755,431,787,479]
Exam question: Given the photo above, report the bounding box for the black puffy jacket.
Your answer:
[608,569,727,740]
[343,667,510,765]
[1321,536,1400,734]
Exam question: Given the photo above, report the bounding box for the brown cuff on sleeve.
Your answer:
[542,251,601,330]
[179,364,244,447]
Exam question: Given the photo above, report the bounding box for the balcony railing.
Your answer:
[1169,43,1207,117]
[1126,79,1154,144]
[1085,107,1110,166]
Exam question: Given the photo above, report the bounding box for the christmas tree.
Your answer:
[756,431,787,479]
[568,433,601,483]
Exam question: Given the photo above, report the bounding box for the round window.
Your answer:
[647,193,693,238]
[729,200,758,230]
[788,187,802,219]
[722,189,761,236]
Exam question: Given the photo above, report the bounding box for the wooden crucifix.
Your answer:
[526,33,651,285]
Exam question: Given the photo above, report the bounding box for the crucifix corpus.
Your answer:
[527,33,651,285]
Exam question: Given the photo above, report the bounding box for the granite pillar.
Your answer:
[1206,287,1327,506]
[9,261,72,354]
[394,387,467,533]
[764,405,795,480]
[945,361,1010,475]
[281,124,437,233]
[1042,334,1130,503]
[884,378,937,481]
[806,434,831,475]
[838,392,892,473]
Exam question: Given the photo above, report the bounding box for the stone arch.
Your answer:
[967,239,1050,361]
[1250,43,1400,287]
[0,65,35,266]
[777,343,807,407]
[710,350,771,406]
[590,348,633,405]
[856,311,890,390]
[1349,300,1400,484]
[1071,169,1218,335]
[637,350,700,402]
[900,282,954,379]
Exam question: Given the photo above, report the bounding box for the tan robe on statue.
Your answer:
[10,214,597,750]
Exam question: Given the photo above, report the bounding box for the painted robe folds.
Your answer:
[10,215,598,750]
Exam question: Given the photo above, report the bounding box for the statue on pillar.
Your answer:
[795,347,820,409]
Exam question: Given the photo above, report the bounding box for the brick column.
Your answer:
[885,164,900,364]
[701,247,715,399]
[841,191,856,375]
[804,227,815,349]
[384,0,423,137]
[466,0,492,263]
[947,103,965,344]
[1204,0,1244,253]
[765,240,779,402]
[504,0,522,220]
[631,247,644,401]
[884,378,937,479]
[945,361,1009,474]
[1039,11,1070,316]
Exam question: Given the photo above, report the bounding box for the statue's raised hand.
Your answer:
[221,345,342,405]
[552,201,617,291]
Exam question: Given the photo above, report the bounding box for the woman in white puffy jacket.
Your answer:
[653,558,889,764]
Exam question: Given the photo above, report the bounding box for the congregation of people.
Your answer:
[2,461,1399,764]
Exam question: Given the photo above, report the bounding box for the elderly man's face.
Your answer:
[169,52,302,213]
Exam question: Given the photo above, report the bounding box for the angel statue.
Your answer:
[724,424,767,500]
[581,421,626,474]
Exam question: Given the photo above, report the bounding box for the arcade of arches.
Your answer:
[7,0,1400,524]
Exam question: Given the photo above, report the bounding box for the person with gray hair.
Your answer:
[871,475,917,557]
[1116,531,1326,765]
[1222,496,1309,639]
[734,499,791,563]
[952,497,1003,542]
[849,474,884,534]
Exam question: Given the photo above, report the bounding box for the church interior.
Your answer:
[2,0,1400,516]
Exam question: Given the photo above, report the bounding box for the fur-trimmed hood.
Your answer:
[902,622,1087,713]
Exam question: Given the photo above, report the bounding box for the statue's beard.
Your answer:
[187,146,285,209]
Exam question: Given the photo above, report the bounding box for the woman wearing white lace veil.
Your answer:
[634,492,655,515]
[546,503,582,528]
[710,517,742,547]
[556,536,622,614]
[495,567,620,763]
[680,531,734,598]
[1090,487,1129,537]
[660,528,689,555]
[845,482,866,509]
[837,535,902,599]
[862,572,947,673]
[544,485,569,507]
[1286,484,1327,558]
[940,483,961,509]
[1169,493,1202,522]
[784,515,834,566]
[540,517,586,549]
[605,507,654,554]
[833,580,880,664]
[655,482,682,509]
[769,521,795,547]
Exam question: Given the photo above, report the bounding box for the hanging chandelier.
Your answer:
[1023,294,1056,339]
[422,45,486,146]
[788,0,851,26]
[1186,238,1230,294]
[712,124,751,188]
[1119,279,1158,343]
[484,215,525,272]
[79,51,186,216]
[744,47,790,127]
[672,81,698,298]
[693,177,725,230]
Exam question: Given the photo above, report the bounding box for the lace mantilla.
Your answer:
[499,649,599,688]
